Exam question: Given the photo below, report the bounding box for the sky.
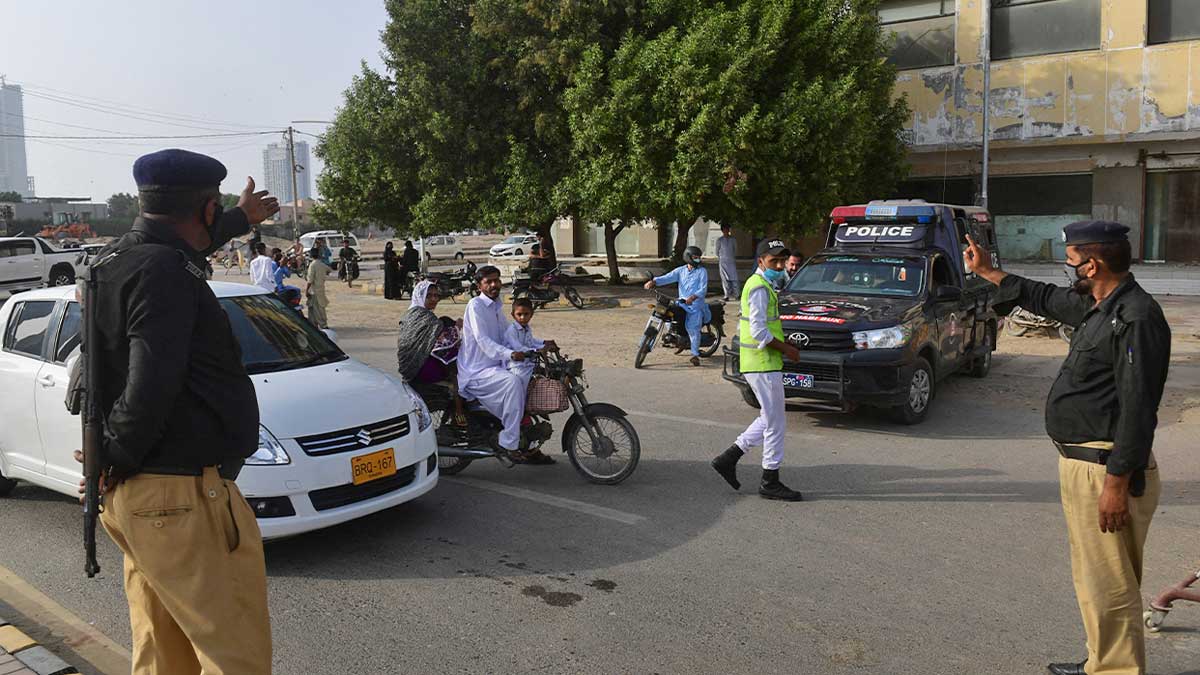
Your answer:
[0,0,390,203]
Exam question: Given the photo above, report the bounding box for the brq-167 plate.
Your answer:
[351,448,397,485]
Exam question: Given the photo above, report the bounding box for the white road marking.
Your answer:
[450,477,646,525]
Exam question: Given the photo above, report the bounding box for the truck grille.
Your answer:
[783,325,854,352]
[295,415,411,456]
[783,362,842,382]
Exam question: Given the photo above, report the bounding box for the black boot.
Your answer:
[710,445,744,490]
[1046,660,1086,675]
[759,469,803,501]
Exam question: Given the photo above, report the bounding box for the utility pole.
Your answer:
[980,0,992,210]
[286,126,301,240]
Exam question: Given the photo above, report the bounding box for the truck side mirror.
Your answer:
[934,285,963,302]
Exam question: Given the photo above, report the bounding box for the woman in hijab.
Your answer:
[397,280,464,421]
[383,241,400,300]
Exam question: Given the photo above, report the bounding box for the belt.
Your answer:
[1053,442,1109,465]
[138,461,243,481]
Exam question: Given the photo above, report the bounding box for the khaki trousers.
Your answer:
[1059,456,1160,675]
[101,468,272,675]
[308,296,328,329]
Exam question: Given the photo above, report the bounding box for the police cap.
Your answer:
[133,149,227,192]
[1062,220,1129,246]
[755,238,789,258]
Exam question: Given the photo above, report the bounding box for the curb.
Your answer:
[0,617,80,675]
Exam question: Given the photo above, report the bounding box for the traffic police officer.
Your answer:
[90,149,279,674]
[964,221,1170,675]
[711,238,804,501]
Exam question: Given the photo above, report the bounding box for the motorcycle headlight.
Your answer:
[409,388,433,432]
[247,425,291,465]
[852,324,912,350]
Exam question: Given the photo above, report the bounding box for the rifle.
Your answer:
[81,262,104,578]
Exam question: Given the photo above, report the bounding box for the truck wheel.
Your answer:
[49,265,76,287]
[970,326,994,378]
[892,357,933,425]
[741,386,761,409]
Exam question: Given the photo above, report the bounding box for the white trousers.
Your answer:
[720,273,739,300]
[461,366,524,450]
[736,371,786,470]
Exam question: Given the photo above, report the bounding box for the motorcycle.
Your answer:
[512,264,584,310]
[634,291,726,368]
[425,351,640,485]
[424,260,479,303]
[1005,306,1073,343]
[338,252,361,286]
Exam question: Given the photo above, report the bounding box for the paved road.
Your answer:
[3,321,1200,673]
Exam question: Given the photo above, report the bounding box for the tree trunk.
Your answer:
[670,215,694,263]
[603,221,626,285]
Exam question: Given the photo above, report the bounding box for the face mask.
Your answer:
[762,268,786,286]
[1063,259,1090,294]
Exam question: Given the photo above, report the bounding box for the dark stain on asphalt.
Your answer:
[522,585,583,607]
[587,579,617,593]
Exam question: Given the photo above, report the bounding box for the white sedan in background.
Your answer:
[489,234,539,258]
[0,282,438,539]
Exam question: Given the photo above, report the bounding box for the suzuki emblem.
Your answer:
[356,429,373,446]
[787,332,810,348]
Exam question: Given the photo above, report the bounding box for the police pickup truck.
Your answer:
[723,200,1001,424]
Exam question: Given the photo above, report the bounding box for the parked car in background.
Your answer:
[0,282,439,539]
[0,237,88,299]
[489,234,539,258]
[300,231,360,257]
[415,235,464,260]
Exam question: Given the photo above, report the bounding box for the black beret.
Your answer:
[1062,220,1129,246]
[133,149,227,192]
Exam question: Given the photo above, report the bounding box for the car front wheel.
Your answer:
[892,357,934,425]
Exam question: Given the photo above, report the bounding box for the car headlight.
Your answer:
[409,388,433,432]
[247,425,291,465]
[852,324,912,350]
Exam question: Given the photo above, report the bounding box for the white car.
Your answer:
[489,234,539,258]
[299,230,360,256]
[0,282,438,539]
[0,237,88,299]
[415,235,464,260]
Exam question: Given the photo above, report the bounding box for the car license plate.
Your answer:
[782,372,815,389]
[351,448,396,485]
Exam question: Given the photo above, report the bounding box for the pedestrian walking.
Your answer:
[307,246,332,329]
[964,221,1170,675]
[710,239,803,501]
[716,223,739,301]
[383,241,401,300]
[83,149,277,674]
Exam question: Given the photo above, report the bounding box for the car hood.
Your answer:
[251,357,416,439]
[778,293,922,328]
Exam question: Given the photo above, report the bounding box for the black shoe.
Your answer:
[690,356,701,367]
[710,445,744,490]
[1046,660,1086,675]
[759,469,803,501]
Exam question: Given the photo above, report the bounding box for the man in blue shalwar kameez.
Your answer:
[644,246,712,366]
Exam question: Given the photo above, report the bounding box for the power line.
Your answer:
[19,88,272,134]
[16,80,277,130]
[1,130,281,140]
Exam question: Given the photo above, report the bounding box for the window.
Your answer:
[879,0,955,69]
[989,174,1093,260]
[991,0,1100,60]
[3,301,56,358]
[1145,171,1200,262]
[220,294,345,374]
[1148,0,1200,44]
[54,302,82,363]
[931,256,956,288]
[0,240,36,257]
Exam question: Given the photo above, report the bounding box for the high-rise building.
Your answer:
[0,82,32,198]
[262,140,312,207]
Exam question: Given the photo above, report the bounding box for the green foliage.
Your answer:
[106,193,139,221]
[0,191,24,203]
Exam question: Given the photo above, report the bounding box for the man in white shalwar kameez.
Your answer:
[459,265,527,454]
[716,223,739,301]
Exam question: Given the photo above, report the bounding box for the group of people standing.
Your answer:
[383,240,421,300]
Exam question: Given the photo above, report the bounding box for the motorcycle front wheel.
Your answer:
[1004,320,1029,337]
[1058,324,1074,343]
[563,286,584,309]
[698,323,724,357]
[634,329,656,369]
[565,413,640,485]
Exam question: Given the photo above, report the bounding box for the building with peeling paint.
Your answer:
[884,0,1200,262]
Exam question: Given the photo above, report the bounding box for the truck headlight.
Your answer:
[409,389,433,432]
[852,324,912,350]
[247,425,291,465]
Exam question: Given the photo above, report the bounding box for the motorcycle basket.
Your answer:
[526,376,571,414]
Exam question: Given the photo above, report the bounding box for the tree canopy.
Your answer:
[0,191,23,203]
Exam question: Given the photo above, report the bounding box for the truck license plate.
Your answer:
[782,373,814,389]
[351,448,396,485]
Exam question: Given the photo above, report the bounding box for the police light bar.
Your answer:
[830,203,936,224]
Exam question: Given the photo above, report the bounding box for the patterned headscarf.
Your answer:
[410,279,434,309]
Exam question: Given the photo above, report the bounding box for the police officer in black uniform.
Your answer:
[87,149,279,674]
[964,220,1170,675]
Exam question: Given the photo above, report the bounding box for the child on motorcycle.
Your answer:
[504,298,557,390]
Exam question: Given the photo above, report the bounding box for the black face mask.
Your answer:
[1063,259,1091,295]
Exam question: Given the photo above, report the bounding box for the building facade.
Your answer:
[0,83,32,199]
[885,0,1200,262]
[262,140,312,206]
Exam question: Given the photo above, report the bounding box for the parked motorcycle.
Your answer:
[425,350,640,485]
[634,291,725,368]
[1005,306,1073,343]
[512,264,584,310]
[425,260,479,302]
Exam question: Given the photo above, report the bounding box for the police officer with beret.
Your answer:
[964,221,1170,675]
[83,149,279,674]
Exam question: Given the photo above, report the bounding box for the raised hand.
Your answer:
[238,177,281,225]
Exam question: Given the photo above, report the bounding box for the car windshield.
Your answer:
[786,255,925,297]
[220,294,347,374]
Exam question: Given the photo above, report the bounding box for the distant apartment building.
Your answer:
[883,0,1200,262]
[0,82,32,198]
[263,140,312,207]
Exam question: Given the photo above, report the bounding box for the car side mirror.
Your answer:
[934,285,962,301]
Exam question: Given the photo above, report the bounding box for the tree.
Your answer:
[0,191,23,203]
[106,193,139,221]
